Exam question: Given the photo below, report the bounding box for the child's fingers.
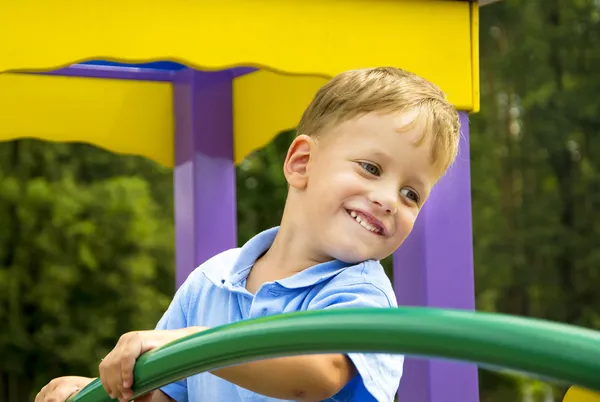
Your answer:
[120,333,142,389]
[99,352,124,399]
[99,332,144,401]
[100,330,170,401]
[98,355,113,398]
[36,379,60,402]
[34,383,50,402]
[35,379,81,402]
[57,386,82,401]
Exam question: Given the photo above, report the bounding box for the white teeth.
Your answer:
[348,210,380,234]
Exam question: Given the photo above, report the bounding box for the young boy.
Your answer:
[35,67,460,402]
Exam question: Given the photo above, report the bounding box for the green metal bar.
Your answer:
[68,307,600,402]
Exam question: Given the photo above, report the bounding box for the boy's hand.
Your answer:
[99,328,205,402]
[35,376,94,402]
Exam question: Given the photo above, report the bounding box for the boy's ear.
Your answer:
[283,134,315,189]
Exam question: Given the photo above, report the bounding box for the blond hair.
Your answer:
[297,67,460,175]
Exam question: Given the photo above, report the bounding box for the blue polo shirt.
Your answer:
[156,227,403,401]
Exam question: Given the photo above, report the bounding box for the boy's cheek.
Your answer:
[392,214,416,242]
[328,174,367,196]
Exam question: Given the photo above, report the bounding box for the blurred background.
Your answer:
[1,0,599,401]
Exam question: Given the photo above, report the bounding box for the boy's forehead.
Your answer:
[333,109,423,134]
[327,110,429,146]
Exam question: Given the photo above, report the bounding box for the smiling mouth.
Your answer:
[346,210,384,235]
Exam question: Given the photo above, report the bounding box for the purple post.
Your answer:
[38,64,176,81]
[173,69,237,288]
[393,112,479,402]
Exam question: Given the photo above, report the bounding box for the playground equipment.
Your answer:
[2,1,598,401]
[64,308,600,402]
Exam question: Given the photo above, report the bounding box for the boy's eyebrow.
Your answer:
[368,149,393,163]
[410,177,429,191]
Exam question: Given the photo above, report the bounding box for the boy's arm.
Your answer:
[100,327,354,402]
[148,390,175,402]
[211,353,356,401]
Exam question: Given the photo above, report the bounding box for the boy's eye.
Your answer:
[400,187,420,204]
[359,162,380,176]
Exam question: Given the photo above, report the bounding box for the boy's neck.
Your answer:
[259,221,333,275]
[245,203,335,294]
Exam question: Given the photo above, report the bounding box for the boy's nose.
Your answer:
[369,191,397,215]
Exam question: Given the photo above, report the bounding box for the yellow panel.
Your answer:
[0,0,476,111]
[563,387,600,402]
[0,73,174,166]
[233,71,328,164]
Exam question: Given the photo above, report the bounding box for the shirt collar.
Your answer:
[204,226,355,291]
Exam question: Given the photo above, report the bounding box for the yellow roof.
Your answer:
[0,0,479,166]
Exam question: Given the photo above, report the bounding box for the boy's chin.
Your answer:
[329,247,385,264]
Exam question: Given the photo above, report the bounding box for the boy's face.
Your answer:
[286,110,441,263]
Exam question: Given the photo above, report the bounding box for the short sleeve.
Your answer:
[308,281,404,402]
[153,274,196,402]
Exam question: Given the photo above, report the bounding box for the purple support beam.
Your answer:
[22,64,256,82]
[173,69,237,288]
[35,64,177,81]
[394,112,479,402]
[231,67,258,78]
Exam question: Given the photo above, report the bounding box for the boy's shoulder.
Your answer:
[334,259,393,288]
[307,259,398,309]
[185,247,243,284]
[328,259,392,286]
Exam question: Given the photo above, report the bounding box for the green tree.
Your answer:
[0,140,175,401]
[472,0,600,399]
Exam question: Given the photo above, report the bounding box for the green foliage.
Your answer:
[236,130,294,245]
[472,0,600,399]
[0,141,175,401]
[474,0,600,327]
